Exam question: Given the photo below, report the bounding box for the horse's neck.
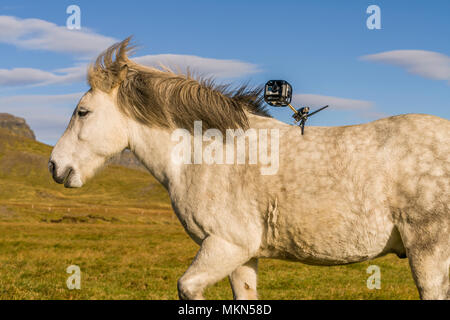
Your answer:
[128,123,178,189]
[127,114,284,190]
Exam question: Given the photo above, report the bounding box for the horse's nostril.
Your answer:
[48,160,56,175]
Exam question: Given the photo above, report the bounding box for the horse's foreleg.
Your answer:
[229,258,258,300]
[177,235,251,300]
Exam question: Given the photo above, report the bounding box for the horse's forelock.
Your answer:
[87,36,135,92]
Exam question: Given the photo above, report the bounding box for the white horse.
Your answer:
[49,38,449,300]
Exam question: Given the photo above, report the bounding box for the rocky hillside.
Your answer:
[0,113,36,140]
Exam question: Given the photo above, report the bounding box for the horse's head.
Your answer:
[49,39,132,188]
[49,87,129,187]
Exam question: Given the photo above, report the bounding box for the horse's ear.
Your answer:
[118,64,128,82]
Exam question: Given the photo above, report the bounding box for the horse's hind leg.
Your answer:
[177,235,252,300]
[229,258,258,300]
[397,212,450,300]
[407,247,449,300]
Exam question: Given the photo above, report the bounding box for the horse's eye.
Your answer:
[77,110,90,117]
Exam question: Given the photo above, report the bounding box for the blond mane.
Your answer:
[88,37,270,132]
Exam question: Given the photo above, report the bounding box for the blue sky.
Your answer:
[0,0,449,144]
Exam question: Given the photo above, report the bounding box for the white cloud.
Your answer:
[293,93,384,119]
[361,50,450,84]
[0,68,60,86]
[0,15,117,56]
[134,54,261,78]
[0,93,83,144]
[0,93,83,106]
[293,93,373,110]
[0,65,86,86]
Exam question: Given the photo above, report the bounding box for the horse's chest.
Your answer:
[168,186,260,247]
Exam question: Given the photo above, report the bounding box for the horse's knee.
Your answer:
[229,275,258,300]
[229,259,259,300]
[177,276,203,300]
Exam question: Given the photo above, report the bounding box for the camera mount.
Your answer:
[264,80,329,135]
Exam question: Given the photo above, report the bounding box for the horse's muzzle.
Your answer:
[48,160,73,185]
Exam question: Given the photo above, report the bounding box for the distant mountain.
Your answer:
[0,113,35,140]
[108,149,146,171]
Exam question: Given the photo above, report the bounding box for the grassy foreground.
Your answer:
[0,128,419,299]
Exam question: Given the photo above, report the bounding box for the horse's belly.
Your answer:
[261,207,396,265]
[261,234,393,265]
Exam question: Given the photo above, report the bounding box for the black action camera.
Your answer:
[264,80,292,107]
[263,79,329,135]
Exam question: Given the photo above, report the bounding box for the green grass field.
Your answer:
[0,128,420,299]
